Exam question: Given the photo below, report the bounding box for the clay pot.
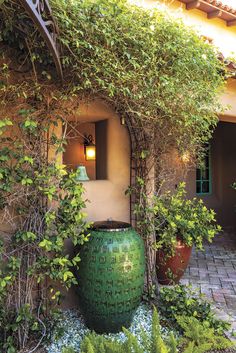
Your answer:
[156,238,192,285]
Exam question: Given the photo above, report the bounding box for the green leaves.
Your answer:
[176,316,233,352]
[15,231,37,243]
[19,156,34,165]
[21,177,33,186]
[0,118,12,128]
[39,239,53,251]
[0,0,227,349]
[0,275,12,289]
[0,111,91,350]
[80,307,178,353]
[159,285,230,335]
[63,271,74,282]
[0,118,12,135]
[41,0,225,157]
[153,182,221,254]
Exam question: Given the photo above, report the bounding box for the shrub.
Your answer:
[78,307,232,353]
[177,316,234,352]
[62,348,77,353]
[154,183,221,255]
[80,307,177,353]
[158,285,230,334]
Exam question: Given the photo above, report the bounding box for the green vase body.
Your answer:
[76,221,145,333]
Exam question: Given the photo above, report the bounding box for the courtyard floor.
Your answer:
[180,230,236,339]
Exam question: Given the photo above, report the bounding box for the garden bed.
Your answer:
[46,303,174,353]
[45,285,235,353]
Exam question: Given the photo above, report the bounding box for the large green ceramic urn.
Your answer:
[76,220,145,333]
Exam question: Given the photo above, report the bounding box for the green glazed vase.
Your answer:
[76,220,145,333]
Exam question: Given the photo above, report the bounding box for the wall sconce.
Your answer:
[84,134,96,161]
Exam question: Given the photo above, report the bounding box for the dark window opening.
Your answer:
[196,145,212,195]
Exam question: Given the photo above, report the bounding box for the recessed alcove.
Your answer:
[61,99,131,223]
[63,120,108,180]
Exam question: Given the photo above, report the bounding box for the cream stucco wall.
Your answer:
[220,79,236,119]
[64,100,131,223]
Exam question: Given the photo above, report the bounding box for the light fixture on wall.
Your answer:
[84,134,96,161]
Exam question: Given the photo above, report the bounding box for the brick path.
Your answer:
[180,231,236,338]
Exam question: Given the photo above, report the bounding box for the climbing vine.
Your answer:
[0,108,91,352]
[0,0,227,350]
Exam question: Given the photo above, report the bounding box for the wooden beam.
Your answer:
[186,0,201,10]
[227,19,236,27]
[220,115,236,123]
[207,10,222,19]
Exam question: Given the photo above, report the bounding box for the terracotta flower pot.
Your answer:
[156,238,192,285]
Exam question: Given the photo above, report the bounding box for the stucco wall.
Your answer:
[63,100,131,223]
[220,80,236,119]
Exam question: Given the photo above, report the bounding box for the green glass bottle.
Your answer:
[76,220,145,333]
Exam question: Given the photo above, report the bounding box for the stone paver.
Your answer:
[180,231,236,340]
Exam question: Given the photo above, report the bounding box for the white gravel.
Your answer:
[46,303,172,353]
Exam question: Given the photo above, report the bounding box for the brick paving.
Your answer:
[180,231,236,339]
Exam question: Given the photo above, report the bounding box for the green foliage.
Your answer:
[0,0,225,156]
[80,332,123,353]
[80,307,175,353]
[176,316,234,352]
[0,111,91,351]
[133,181,221,254]
[153,182,221,254]
[62,347,77,353]
[158,285,230,334]
[55,0,224,150]
[78,307,232,353]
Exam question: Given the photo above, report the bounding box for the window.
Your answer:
[196,145,212,195]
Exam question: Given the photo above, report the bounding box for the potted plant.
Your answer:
[154,182,221,285]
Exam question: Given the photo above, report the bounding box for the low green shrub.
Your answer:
[80,307,177,353]
[177,316,234,352]
[76,307,233,353]
[158,285,230,334]
[62,348,76,353]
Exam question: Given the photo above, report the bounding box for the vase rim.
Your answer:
[92,220,132,232]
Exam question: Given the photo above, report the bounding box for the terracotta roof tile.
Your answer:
[179,0,236,24]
